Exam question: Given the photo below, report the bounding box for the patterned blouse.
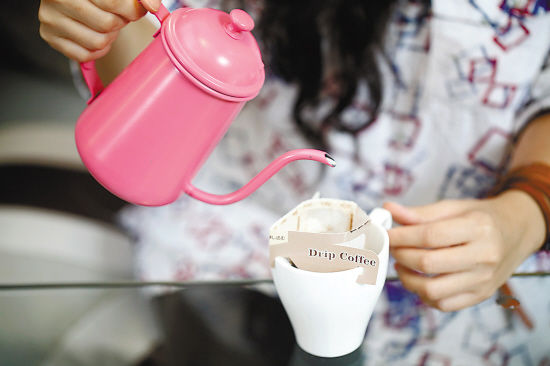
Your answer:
[116,0,550,363]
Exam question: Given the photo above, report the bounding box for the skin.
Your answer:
[38,0,549,311]
[38,0,161,63]
[386,115,550,312]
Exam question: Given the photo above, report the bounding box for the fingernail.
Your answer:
[386,201,408,211]
[140,0,160,12]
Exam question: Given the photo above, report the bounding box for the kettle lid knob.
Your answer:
[162,7,265,99]
[228,9,254,34]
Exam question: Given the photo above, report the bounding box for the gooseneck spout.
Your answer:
[183,149,336,205]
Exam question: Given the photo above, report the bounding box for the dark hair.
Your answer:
[257,0,400,150]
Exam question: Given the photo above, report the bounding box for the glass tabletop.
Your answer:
[1,272,549,366]
[0,279,367,366]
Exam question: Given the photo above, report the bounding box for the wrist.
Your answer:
[494,189,546,256]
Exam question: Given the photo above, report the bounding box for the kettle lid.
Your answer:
[162,8,265,99]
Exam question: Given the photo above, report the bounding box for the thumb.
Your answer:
[139,0,161,13]
[383,199,473,225]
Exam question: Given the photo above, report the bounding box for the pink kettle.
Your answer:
[76,4,335,207]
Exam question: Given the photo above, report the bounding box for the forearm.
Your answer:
[497,114,550,253]
[509,114,550,168]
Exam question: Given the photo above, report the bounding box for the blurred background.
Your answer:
[0,2,151,365]
[0,3,295,366]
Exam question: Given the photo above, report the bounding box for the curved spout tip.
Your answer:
[325,153,336,167]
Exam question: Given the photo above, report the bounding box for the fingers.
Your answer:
[38,29,112,62]
[394,263,491,310]
[436,293,482,312]
[39,0,129,61]
[389,215,477,249]
[140,0,162,13]
[90,0,148,21]
[384,200,476,225]
[47,0,127,33]
[40,18,119,53]
[386,198,517,311]
[383,202,421,225]
[391,243,479,274]
[396,263,473,302]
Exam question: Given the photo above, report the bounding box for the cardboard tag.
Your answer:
[269,221,379,285]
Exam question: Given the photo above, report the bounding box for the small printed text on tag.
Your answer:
[308,248,376,266]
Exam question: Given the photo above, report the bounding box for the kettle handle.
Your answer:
[183,149,336,205]
[150,2,171,23]
[79,3,171,104]
[80,60,104,104]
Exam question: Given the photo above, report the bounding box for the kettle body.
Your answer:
[75,6,335,207]
[76,31,246,206]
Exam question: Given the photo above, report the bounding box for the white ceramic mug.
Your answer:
[271,208,391,358]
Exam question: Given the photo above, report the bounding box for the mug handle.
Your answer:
[79,3,171,104]
[368,208,392,230]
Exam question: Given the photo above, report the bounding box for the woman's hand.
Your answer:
[384,190,545,312]
[39,0,161,62]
